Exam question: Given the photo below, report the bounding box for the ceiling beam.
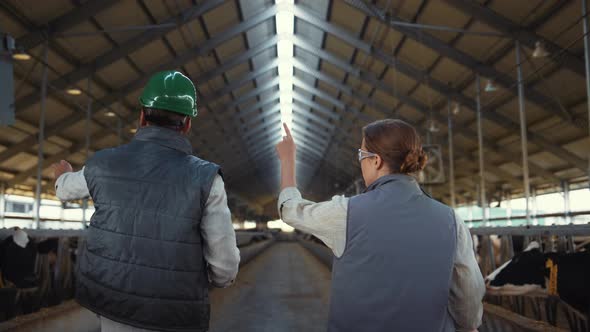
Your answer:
[208,60,278,102]
[293,106,335,130]
[6,131,106,187]
[345,0,588,135]
[293,5,576,179]
[291,38,532,185]
[0,7,278,169]
[4,0,118,50]
[199,36,279,83]
[293,94,341,121]
[418,0,574,149]
[224,78,280,110]
[1,1,141,158]
[292,104,335,129]
[292,119,330,141]
[442,0,585,77]
[3,6,280,189]
[239,95,280,118]
[13,0,229,113]
[239,106,281,131]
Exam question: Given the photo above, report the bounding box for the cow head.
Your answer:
[485,242,546,294]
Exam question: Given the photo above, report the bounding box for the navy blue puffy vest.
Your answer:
[77,126,219,331]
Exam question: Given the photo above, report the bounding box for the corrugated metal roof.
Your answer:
[0,0,589,219]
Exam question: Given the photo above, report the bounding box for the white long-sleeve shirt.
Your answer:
[56,168,240,288]
[278,187,485,332]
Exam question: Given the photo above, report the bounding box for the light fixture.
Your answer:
[532,41,549,58]
[278,61,293,77]
[484,79,497,92]
[427,120,440,133]
[66,88,82,96]
[280,90,293,103]
[129,128,137,134]
[12,52,31,61]
[105,111,116,117]
[275,0,295,136]
[452,102,460,115]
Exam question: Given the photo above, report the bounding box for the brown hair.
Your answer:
[362,119,427,174]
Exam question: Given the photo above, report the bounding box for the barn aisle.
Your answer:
[209,242,332,332]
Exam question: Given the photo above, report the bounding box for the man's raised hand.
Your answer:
[52,160,73,180]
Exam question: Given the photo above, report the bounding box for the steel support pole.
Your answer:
[426,131,433,195]
[448,99,456,209]
[0,182,5,223]
[0,32,15,126]
[34,42,49,229]
[475,74,487,224]
[82,77,92,229]
[531,187,538,225]
[583,0,590,187]
[117,117,123,145]
[60,202,65,221]
[516,41,531,226]
[506,190,512,226]
[85,78,92,159]
[562,180,571,224]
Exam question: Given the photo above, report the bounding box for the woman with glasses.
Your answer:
[275,119,484,332]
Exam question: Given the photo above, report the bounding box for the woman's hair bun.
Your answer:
[362,119,428,174]
[400,149,428,174]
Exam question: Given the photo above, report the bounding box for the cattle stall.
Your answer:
[0,228,276,325]
[472,225,590,331]
[297,229,589,332]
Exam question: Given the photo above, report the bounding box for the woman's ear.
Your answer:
[374,154,384,170]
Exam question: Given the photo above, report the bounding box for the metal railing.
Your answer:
[480,302,569,332]
[467,211,590,224]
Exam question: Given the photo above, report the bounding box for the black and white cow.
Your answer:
[486,241,590,315]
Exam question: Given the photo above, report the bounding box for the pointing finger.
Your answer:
[283,123,292,139]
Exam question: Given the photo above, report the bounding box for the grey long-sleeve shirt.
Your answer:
[56,168,240,287]
[278,187,485,332]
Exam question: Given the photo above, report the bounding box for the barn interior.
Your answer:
[0,0,589,331]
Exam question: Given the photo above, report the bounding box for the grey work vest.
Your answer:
[329,174,457,332]
[76,126,220,332]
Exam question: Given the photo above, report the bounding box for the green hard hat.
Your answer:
[139,71,197,117]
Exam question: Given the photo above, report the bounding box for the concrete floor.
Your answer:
[0,300,100,332]
[209,242,332,332]
[1,241,333,332]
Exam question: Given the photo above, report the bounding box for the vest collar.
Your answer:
[133,126,193,155]
[363,173,420,193]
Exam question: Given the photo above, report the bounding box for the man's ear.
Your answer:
[181,117,192,134]
[139,109,148,127]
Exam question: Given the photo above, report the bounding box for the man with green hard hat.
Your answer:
[52,71,240,332]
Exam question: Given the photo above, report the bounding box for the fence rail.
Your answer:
[468,210,590,224]
[469,224,590,236]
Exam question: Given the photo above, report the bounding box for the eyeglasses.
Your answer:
[358,149,378,162]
